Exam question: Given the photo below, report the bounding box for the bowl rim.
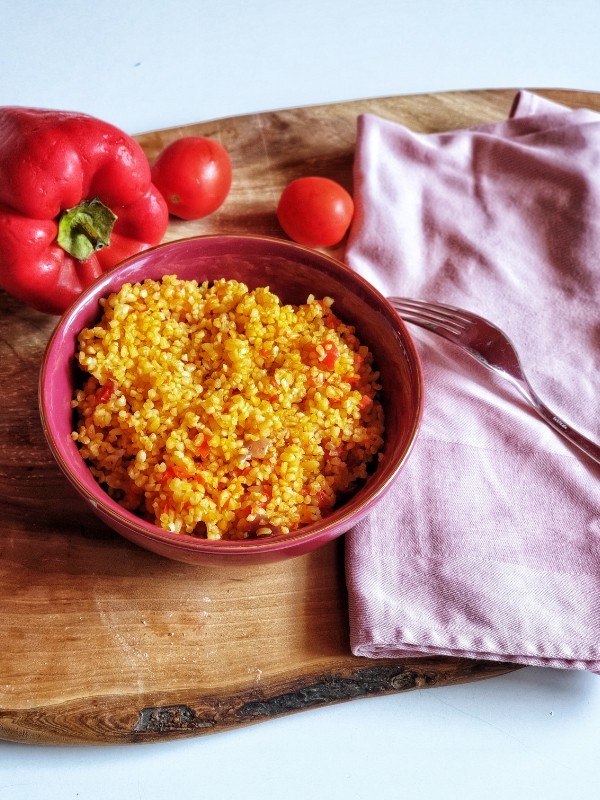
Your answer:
[39,233,424,555]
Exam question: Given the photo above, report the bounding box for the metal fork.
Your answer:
[389,296,600,466]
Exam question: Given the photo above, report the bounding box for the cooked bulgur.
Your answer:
[71,275,384,540]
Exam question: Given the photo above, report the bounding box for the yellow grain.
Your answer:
[71,275,384,540]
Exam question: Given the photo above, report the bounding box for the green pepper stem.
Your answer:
[57,198,117,261]
[73,219,106,250]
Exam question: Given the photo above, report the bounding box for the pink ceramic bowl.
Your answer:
[39,235,423,565]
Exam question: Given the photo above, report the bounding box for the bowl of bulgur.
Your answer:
[39,235,423,565]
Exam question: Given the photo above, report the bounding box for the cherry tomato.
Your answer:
[277,176,354,247]
[151,136,232,220]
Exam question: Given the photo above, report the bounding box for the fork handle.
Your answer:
[525,391,600,467]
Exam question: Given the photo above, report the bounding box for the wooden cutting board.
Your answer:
[1,88,594,746]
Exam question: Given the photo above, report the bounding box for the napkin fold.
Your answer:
[344,91,600,671]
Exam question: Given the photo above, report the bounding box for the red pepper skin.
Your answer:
[320,340,340,370]
[0,107,169,314]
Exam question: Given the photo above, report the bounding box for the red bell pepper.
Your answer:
[319,340,340,370]
[0,107,169,314]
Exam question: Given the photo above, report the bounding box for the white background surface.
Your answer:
[2,1,600,797]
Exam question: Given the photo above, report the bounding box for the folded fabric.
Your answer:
[344,91,600,671]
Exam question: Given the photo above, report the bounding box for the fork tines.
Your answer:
[388,297,468,335]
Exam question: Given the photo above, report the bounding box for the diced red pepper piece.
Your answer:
[158,465,194,483]
[97,379,115,403]
[196,440,210,459]
[359,394,373,412]
[323,312,341,329]
[320,340,340,370]
[316,489,335,510]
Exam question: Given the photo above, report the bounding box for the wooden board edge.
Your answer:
[0,658,520,746]
[132,87,598,137]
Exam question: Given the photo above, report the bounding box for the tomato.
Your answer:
[276,176,354,247]
[151,136,232,220]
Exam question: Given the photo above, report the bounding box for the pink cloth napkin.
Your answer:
[344,91,600,671]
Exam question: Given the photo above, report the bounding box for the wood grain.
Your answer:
[1,89,596,745]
